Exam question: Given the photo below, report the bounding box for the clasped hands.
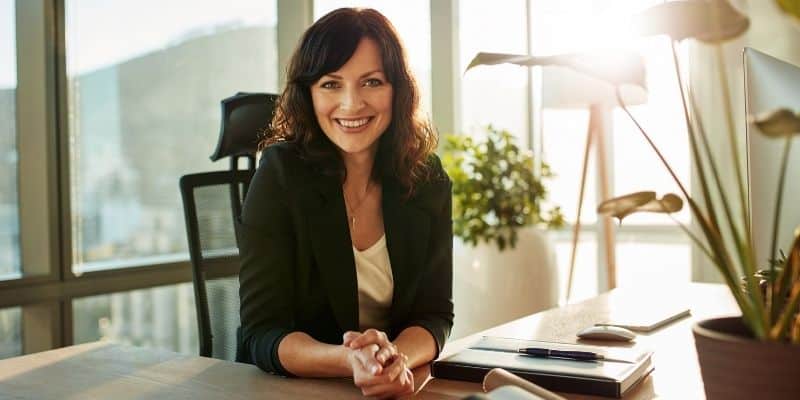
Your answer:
[343,329,414,399]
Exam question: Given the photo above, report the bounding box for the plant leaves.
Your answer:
[442,127,564,251]
[777,0,800,21]
[769,231,800,340]
[465,51,647,89]
[597,192,683,222]
[636,193,684,213]
[633,0,750,43]
[752,108,800,137]
[597,191,656,221]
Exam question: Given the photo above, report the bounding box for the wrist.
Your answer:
[340,345,355,375]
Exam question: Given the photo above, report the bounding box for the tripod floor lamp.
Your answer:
[466,51,648,301]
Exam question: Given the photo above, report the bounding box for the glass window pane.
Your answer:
[531,0,692,291]
[612,37,690,225]
[73,278,240,358]
[0,307,21,360]
[615,239,691,288]
[541,109,597,224]
[0,0,20,281]
[65,1,278,273]
[313,1,432,114]
[460,0,527,140]
[553,231,598,303]
[73,283,199,354]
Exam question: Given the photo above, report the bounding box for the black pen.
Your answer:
[518,347,605,361]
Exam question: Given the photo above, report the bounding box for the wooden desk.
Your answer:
[0,283,737,399]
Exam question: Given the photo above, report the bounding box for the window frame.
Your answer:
[0,0,697,358]
[0,0,301,355]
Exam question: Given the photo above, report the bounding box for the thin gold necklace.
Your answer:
[343,181,375,231]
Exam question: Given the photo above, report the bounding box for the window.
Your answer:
[73,278,239,357]
[73,283,198,354]
[529,0,691,299]
[313,0,432,114]
[65,0,279,274]
[0,307,21,360]
[0,0,19,281]
[459,0,527,140]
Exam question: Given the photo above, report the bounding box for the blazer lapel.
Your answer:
[301,173,359,333]
[383,181,430,323]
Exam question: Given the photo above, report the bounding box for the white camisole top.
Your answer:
[353,234,394,331]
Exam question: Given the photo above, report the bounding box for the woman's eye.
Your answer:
[364,78,383,87]
[320,81,340,89]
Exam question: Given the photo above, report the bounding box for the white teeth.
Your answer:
[336,118,370,128]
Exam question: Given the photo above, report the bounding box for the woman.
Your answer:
[237,7,453,398]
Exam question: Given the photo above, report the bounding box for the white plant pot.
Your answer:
[451,227,559,340]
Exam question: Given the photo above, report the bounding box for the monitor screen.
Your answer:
[744,47,800,269]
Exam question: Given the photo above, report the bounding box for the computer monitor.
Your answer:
[744,47,800,268]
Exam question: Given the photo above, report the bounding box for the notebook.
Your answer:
[432,337,654,398]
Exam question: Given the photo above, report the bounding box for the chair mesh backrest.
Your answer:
[194,184,240,360]
[205,276,239,360]
[180,170,251,360]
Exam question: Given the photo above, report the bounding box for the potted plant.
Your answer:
[442,125,564,339]
[465,1,800,398]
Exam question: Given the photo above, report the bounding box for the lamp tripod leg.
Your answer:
[593,105,617,291]
[565,112,595,303]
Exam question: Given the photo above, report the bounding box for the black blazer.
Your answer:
[237,142,454,375]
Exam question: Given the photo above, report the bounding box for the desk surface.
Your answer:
[0,283,738,399]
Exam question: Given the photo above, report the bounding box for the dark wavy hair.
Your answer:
[260,7,437,196]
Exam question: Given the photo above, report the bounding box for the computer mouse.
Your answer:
[576,325,636,341]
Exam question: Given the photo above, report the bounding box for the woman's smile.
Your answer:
[335,116,374,132]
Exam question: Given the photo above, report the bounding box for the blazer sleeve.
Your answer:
[237,147,296,376]
[401,176,454,359]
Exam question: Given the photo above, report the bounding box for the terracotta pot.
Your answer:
[693,316,800,400]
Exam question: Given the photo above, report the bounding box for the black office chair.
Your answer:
[179,92,278,359]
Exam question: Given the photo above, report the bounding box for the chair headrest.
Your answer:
[210,92,279,162]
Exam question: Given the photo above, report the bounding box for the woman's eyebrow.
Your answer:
[324,70,384,80]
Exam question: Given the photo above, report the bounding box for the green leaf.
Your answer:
[443,126,564,251]
[465,51,646,89]
[752,108,800,137]
[633,0,749,43]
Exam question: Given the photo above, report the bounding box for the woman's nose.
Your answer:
[339,87,365,111]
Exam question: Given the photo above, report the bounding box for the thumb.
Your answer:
[342,331,361,346]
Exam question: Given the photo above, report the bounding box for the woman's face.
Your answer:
[310,37,393,159]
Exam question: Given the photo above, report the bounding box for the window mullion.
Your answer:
[277,0,313,89]
[430,0,460,140]
[16,0,65,353]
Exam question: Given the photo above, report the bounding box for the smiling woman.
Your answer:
[310,38,393,157]
[241,7,453,399]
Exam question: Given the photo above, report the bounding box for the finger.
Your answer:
[374,344,397,365]
[342,331,361,346]
[358,355,406,389]
[348,328,389,349]
[355,344,381,375]
[404,367,414,390]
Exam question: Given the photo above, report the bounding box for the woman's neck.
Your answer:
[342,150,377,193]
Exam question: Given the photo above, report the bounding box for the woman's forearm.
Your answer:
[277,331,352,377]
[392,326,437,369]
